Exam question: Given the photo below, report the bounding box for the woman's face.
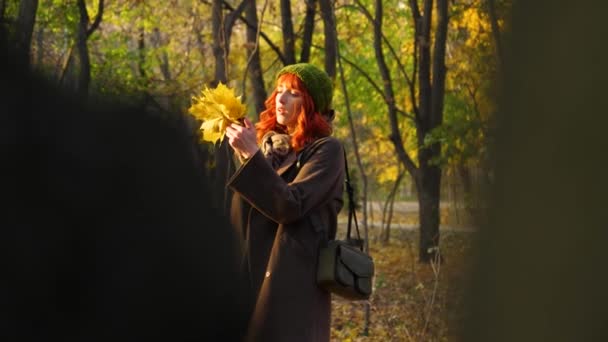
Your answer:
[275,82,303,132]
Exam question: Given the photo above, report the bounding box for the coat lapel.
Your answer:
[276,151,297,176]
[276,138,330,177]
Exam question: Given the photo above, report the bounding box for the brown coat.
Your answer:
[228,136,345,342]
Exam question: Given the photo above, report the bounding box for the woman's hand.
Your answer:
[225,117,259,159]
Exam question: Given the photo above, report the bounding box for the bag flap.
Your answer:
[338,245,374,277]
[356,277,373,295]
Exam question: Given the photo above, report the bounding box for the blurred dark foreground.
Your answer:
[5,1,608,341]
[463,2,608,341]
[0,36,249,341]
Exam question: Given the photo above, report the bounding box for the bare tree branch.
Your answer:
[409,0,421,20]
[224,0,247,39]
[218,0,286,64]
[382,35,418,117]
[86,0,104,37]
[374,0,418,176]
[348,1,418,117]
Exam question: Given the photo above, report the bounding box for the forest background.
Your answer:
[1,0,511,340]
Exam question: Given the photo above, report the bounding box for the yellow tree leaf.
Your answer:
[188,82,247,144]
[200,117,225,144]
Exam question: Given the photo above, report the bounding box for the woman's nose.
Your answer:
[277,92,287,104]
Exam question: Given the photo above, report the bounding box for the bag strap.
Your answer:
[343,148,363,251]
[296,138,364,251]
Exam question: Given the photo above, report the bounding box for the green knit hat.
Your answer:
[276,63,333,114]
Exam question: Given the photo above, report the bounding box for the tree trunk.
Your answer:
[14,0,39,69]
[210,0,230,212]
[382,169,405,245]
[299,0,316,63]
[0,0,6,22]
[416,163,441,262]
[212,0,226,84]
[210,0,246,213]
[212,0,247,84]
[76,0,91,99]
[35,24,44,67]
[151,28,171,81]
[150,27,173,112]
[487,0,504,73]
[0,0,6,39]
[458,163,472,208]
[357,0,450,263]
[58,0,102,94]
[280,0,295,64]
[411,0,449,263]
[319,0,336,78]
[223,0,247,62]
[245,0,267,115]
[137,23,149,100]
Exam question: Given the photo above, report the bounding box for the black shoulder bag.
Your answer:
[315,148,375,300]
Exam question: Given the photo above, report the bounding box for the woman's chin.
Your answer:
[276,117,289,126]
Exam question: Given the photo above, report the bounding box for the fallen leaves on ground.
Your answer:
[330,228,474,342]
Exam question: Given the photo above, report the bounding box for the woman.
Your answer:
[225,63,344,342]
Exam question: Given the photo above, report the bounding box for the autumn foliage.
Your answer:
[330,218,474,341]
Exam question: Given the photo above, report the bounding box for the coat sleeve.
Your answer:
[227,137,344,225]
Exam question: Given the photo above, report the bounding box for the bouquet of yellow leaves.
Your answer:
[188,82,247,144]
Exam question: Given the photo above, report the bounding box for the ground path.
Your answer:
[337,201,476,232]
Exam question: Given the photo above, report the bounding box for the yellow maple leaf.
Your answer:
[188,82,247,144]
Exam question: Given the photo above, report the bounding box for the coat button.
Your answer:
[265,271,271,278]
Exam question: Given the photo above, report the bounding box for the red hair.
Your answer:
[256,73,332,152]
